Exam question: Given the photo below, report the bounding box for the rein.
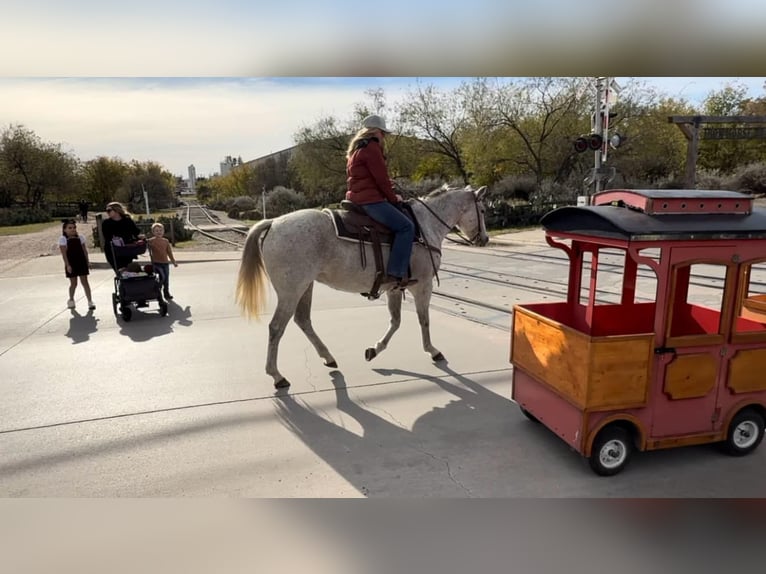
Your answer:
[410,193,484,286]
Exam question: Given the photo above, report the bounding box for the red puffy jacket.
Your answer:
[345,138,398,205]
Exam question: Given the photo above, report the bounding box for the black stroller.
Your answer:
[110,241,168,321]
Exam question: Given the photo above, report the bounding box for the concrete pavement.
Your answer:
[1,234,765,497]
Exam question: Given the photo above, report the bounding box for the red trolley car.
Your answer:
[511,189,766,475]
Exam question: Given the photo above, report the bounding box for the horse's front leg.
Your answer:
[412,283,444,362]
[364,290,403,361]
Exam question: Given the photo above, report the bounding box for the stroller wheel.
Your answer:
[111,293,119,317]
[159,302,168,317]
[121,306,133,322]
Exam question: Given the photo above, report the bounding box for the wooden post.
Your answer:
[684,119,700,189]
[169,218,176,246]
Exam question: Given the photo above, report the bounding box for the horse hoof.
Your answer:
[432,353,445,362]
[274,379,291,389]
[365,348,377,362]
[325,360,338,368]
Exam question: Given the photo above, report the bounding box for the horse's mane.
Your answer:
[424,183,461,199]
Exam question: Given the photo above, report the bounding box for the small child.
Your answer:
[147,222,178,300]
[59,219,95,310]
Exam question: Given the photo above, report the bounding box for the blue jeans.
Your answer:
[361,202,415,278]
[153,262,171,295]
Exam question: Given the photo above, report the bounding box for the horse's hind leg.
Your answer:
[293,283,337,368]
[413,284,444,362]
[266,294,303,390]
[364,290,403,361]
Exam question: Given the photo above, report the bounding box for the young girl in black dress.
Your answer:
[59,219,95,310]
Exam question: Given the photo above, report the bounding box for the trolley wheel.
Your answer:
[723,409,765,457]
[588,426,633,477]
[159,302,168,317]
[519,405,540,423]
[111,293,119,317]
[120,306,133,322]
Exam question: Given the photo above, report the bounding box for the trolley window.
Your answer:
[735,260,766,334]
[667,262,728,339]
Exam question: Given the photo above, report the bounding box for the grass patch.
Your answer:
[0,221,60,236]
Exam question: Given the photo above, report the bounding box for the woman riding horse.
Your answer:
[345,114,417,289]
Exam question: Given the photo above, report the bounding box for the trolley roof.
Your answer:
[541,189,766,241]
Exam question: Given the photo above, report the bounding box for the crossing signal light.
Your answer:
[573,134,604,153]
[574,136,589,153]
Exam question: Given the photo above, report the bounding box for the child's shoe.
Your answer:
[88,300,96,310]
[67,299,75,309]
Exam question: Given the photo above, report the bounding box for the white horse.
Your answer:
[236,184,489,389]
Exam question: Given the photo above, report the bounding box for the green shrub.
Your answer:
[731,162,766,195]
[0,207,52,226]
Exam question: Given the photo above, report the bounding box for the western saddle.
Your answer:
[323,200,418,300]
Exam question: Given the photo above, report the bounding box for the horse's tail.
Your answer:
[236,219,273,320]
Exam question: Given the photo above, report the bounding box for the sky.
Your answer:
[3,1,766,178]
[0,77,763,178]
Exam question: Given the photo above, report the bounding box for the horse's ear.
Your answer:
[475,185,488,200]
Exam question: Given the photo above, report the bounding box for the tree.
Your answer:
[80,156,129,208]
[489,77,592,189]
[117,161,176,212]
[397,81,472,184]
[0,124,79,208]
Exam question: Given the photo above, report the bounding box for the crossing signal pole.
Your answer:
[574,77,623,203]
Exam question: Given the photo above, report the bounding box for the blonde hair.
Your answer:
[345,127,384,159]
[106,201,128,217]
[151,222,164,232]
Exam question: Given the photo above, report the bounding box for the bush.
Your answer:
[240,209,262,220]
[490,175,538,201]
[0,207,52,226]
[264,187,308,218]
[731,162,766,196]
[695,168,731,191]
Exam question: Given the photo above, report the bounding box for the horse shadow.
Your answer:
[65,309,99,344]
[274,363,534,497]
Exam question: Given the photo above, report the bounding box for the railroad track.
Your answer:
[181,200,248,248]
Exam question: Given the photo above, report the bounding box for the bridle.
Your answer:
[409,191,487,287]
[413,192,486,246]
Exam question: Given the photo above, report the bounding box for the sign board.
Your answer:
[702,127,766,140]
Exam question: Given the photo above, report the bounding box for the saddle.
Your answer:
[324,201,419,300]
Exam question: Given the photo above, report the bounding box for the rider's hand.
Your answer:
[395,193,404,203]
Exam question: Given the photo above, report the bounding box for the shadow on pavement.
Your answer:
[64,309,99,344]
[117,300,193,341]
[274,363,523,497]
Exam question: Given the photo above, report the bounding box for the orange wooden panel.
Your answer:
[511,308,590,408]
[728,348,766,393]
[664,354,717,400]
[587,335,653,408]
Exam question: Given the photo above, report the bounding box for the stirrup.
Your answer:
[395,278,418,289]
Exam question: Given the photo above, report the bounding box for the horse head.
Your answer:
[454,185,489,247]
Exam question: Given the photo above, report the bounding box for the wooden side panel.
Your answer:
[729,348,766,393]
[664,354,717,399]
[587,335,653,409]
[511,308,590,408]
